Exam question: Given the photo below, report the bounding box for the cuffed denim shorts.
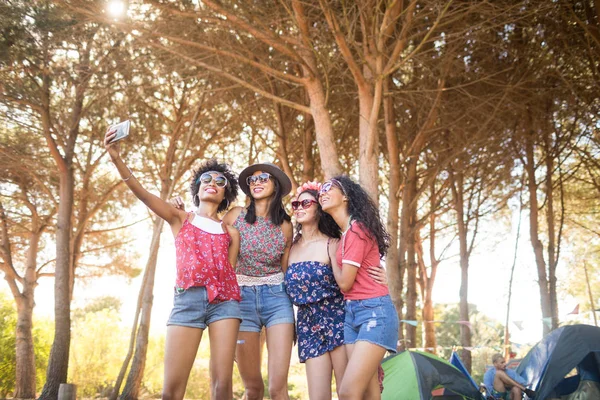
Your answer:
[344,294,399,353]
[239,283,295,332]
[167,286,241,330]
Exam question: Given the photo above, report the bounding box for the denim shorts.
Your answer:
[167,286,241,330]
[239,283,295,332]
[344,294,399,353]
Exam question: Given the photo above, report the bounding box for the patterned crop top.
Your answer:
[233,209,286,277]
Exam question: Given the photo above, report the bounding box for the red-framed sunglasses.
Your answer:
[291,199,318,210]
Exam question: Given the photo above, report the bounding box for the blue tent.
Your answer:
[449,352,479,391]
[516,324,600,399]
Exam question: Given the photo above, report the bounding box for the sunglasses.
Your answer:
[247,172,271,186]
[198,172,228,188]
[319,179,346,195]
[291,199,318,210]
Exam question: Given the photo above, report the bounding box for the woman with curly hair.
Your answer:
[319,176,399,400]
[285,181,387,400]
[104,128,241,400]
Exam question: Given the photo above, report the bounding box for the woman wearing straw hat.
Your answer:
[224,162,295,400]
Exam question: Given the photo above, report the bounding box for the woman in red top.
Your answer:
[319,176,399,400]
[104,129,241,400]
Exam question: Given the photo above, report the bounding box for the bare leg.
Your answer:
[305,353,333,400]
[208,318,240,400]
[338,342,386,400]
[330,345,348,398]
[362,371,381,400]
[266,323,294,400]
[163,325,203,400]
[510,386,522,400]
[236,331,264,400]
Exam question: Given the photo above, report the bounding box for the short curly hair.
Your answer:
[190,159,238,213]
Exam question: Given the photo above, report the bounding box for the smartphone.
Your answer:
[108,120,130,143]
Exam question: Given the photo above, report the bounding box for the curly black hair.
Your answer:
[245,175,291,226]
[292,189,341,244]
[333,175,390,258]
[190,159,238,213]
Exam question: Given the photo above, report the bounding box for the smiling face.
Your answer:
[293,192,319,225]
[248,170,275,199]
[197,172,227,204]
[318,180,346,213]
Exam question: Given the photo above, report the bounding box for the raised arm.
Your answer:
[104,128,185,228]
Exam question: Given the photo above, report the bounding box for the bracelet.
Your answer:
[122,167,134,182]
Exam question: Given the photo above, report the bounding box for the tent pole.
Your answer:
[583,261,598,327]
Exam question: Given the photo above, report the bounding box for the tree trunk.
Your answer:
[524,128,553,336]
[383,77,402,350]
[14,232,39,399]
[543,129,559,330]
[302,109,315,183]
[272,95,298,192]
[292,0,342,179]
[120,216,164,399]
[39,171,75,400]
[403,158,419,348]
[358,81,381,203]
[449,168,472,372]
[422,295,436,353]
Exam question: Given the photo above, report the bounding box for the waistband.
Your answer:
[345,294,392,303]
[236,273,284,286]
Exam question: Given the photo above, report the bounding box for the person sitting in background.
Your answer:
[484,353,535,399]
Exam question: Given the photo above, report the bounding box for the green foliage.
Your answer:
[0,293,53,398]
[0,293,16,397]
[68,298,128,397]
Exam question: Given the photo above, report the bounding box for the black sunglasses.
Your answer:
[198,172,228,188]
[247,172,271,186]
[291,199,318,210]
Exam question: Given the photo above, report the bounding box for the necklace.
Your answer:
[300,236,325,245]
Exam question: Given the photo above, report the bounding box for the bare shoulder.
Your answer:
[223,206,244,225]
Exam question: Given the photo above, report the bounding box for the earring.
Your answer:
[193,193,200,205]
[224,198,230,209]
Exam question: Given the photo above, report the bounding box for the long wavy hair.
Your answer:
[333,175,390,258]
[190,159,238,213]
[292,189,341,244]
[245,176,291,226]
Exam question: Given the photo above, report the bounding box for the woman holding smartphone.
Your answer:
[224,163,295,400]
[319,176,398,400]
[285,181,388,399]
[104,129,241,400]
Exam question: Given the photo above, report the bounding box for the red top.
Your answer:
[336,222,389,300]
[175,216,241,303]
